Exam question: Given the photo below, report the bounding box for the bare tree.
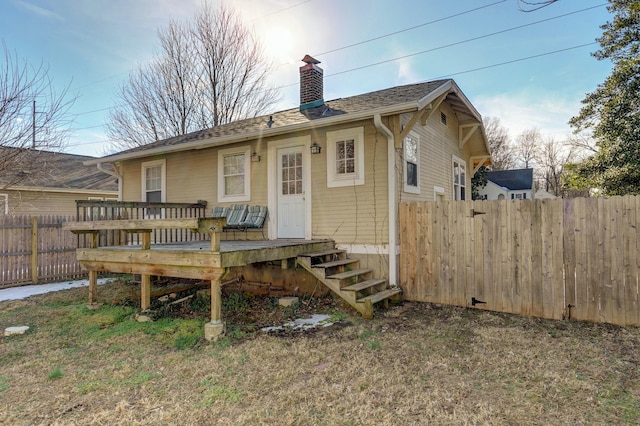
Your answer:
[514,128,541,169]
[0,42,75,190]
[107,4,279,151]
[483,116,515,170]
[535,137,575,196]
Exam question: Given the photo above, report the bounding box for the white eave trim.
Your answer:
[83,102,423,166]
[4,186,118,195]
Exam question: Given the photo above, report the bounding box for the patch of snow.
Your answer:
[0,278,116,302]
[261,314,334,332]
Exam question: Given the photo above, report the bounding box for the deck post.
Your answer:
[140,231,152,310]
[205,272,226,341]
[141,274,151,311]
[87,232,99,308]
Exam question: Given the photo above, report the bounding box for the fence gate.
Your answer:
[399,197,640,326]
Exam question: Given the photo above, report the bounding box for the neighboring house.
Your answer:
[84,55,491,285]
[478,168,534,200]
[534,189,558,199]
[0,147,118,216]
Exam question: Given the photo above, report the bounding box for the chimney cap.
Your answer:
[301,54,321,65]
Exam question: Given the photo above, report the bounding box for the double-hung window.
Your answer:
[142,159,166,217]
[403,132,420,194]
[218,146,251,202]
[452,156,466,201]
[326,127,365,187]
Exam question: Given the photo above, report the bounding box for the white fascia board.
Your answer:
[7,186,118,195]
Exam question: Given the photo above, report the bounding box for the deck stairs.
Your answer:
[296,249,402,318]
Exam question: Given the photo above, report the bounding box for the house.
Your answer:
[477,168,534,200]
[534,189,558,199]
[0,147,118,216]
[83,55,491,288]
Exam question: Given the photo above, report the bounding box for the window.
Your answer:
[403,132,420,194]
[142,159,166,216]
[452,156,466,201]
[0,194,7,215]
[142,159,165,203]
[218,146,251,202]
[511,193,527,200]
[440,112,447,125]
[327,127,365,187]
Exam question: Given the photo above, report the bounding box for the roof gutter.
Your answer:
[82,102,422,166]
[373,113,398,288]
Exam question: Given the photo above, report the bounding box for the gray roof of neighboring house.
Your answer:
[94,78,485,163]
[0,147,118,191]
[487,169,533,191]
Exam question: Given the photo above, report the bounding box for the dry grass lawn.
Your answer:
[0,277,639,425]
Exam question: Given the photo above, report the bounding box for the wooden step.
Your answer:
[299,249,346,258]
[312,258,359,269]
[342,279,386,292]
[357,288,403,305]
[326,269,372,280]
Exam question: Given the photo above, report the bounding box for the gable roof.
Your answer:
[0,147,118,192]
[87,79,489,165]
[487,169,534,191]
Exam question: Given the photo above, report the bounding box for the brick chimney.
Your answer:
[299,55,324,111]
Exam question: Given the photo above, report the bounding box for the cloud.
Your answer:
[474,90,584,141]
[14,0,64,21]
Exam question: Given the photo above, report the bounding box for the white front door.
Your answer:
[277,146,305,238]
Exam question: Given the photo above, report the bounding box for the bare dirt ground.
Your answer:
[0,277,639,425]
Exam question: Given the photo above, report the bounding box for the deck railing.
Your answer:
[75,200,209,246]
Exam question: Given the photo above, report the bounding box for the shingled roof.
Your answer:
[487,169,534,191]
[0,147,118,191]
[95,79,479,163]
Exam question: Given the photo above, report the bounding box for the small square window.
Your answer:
[327,128,365,187]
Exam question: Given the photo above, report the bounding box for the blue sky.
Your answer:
[0,0,612,157]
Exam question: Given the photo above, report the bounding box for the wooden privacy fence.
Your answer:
[399,197,640,327]
[0,215,84,288]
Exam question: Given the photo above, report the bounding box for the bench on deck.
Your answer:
[212,204,268,239]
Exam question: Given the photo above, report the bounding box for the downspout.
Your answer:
[97,162,123,201]
[373,114,398,287]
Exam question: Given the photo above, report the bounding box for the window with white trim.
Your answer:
[142,159,166,216]
[403,132,420,194]
[218,146,251,202]
[452,156,466,201]
[327,127,365,187]
[0,194,7,215]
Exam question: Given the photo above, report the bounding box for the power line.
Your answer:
[430,42,598,80]
[67,41,598,148]
[64,2,606,141]
[312,0,507,57]
[518,0,559,13]
[275,4,606,88]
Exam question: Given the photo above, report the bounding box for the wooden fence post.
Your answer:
[31,216,38,284]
